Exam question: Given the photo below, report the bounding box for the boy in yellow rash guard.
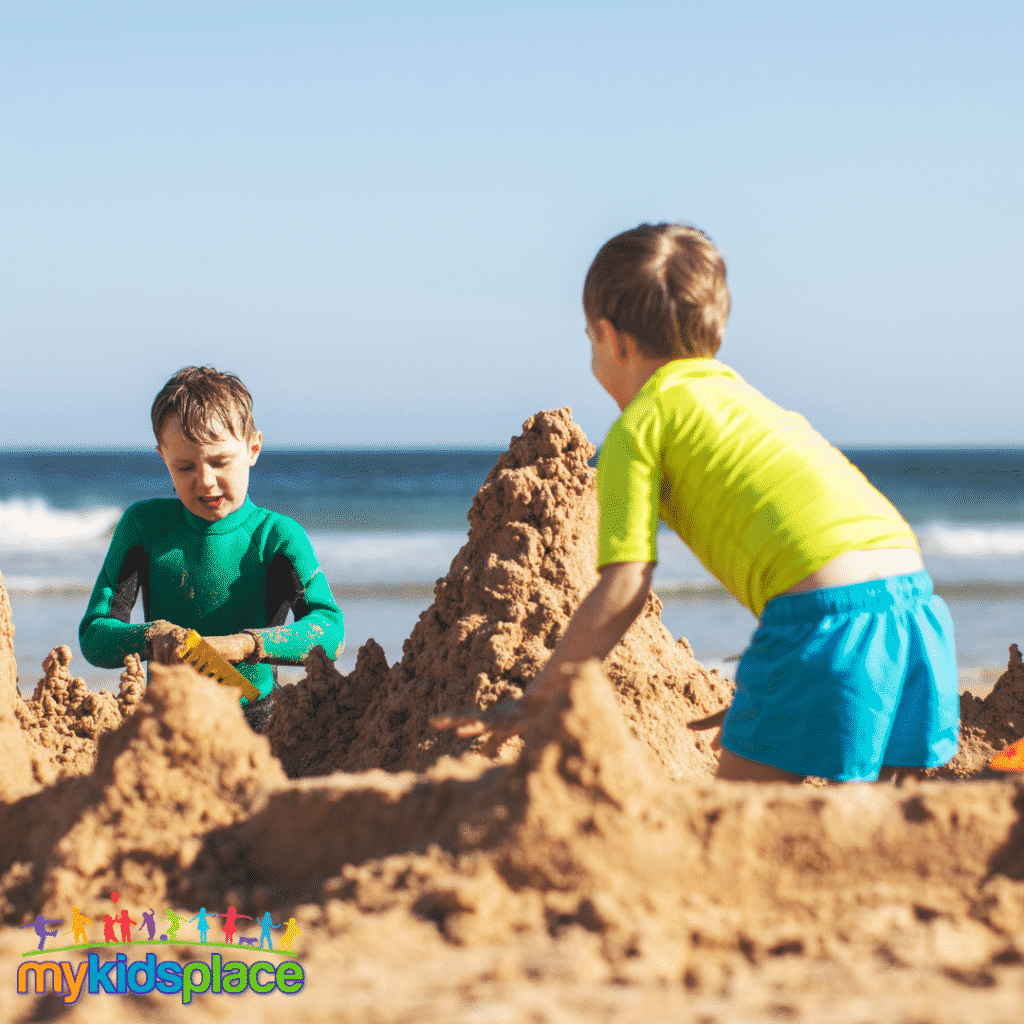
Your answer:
[439,223,959,783]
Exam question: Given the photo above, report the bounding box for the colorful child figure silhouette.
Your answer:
[116,909,138,943]
[102,914,117,943]
[220,906,253,944]
[139,909,157,941]
[63,907,93,945]
[279,917,301,953]
[188,908,222,944]
[163,908,185,942]
[257,911,281,950]
[19,916,62,951]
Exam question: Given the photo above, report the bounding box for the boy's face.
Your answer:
[156,415,262,522]
[587,317,630,409]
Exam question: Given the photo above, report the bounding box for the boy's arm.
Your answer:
[219,519,344,665]
[528,560,654,700]
[79,509,151,668]
[432,561,654,740]
[252,565,343,663]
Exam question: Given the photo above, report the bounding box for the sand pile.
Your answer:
[4,646,1023,1020]
[1,568,148,790]
[269,409,728,779]
[0,663,285,921]
[940,644,1024,778]
[4,410,1024,1020]
[199,661,1024,974]
[14,646,146,785]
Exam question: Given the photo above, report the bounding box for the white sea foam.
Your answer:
[1,575,94,595]
[0,497,122,550]
[917,521,1024,557]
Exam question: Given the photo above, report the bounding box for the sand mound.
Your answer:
[5,412,1024,1018]
[14,645,146,785]
[269,409,728,779]
[0,662,285,922]
[198,661,1024,980]
[8,648,1011,1013]
[938,644,1024,779]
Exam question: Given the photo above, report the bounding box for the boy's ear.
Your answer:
[594,318,627,361]
[248,431,263,467]
[594,317,617,347]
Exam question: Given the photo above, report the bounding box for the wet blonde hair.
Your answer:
[151,366,256,444]
[583,223,730,359]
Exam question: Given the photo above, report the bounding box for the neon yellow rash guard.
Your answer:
[596,359,919,617]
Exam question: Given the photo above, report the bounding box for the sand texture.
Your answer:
[2,409,1024,1022]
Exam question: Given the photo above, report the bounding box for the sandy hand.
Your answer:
[146,621,190,665]
[431,696,531,743]
[430,666,572,747]
[687,706,729,751]
[203,633,258,663]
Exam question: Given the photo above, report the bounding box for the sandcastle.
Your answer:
[1,409,1024,1022]
[267,408,727,779]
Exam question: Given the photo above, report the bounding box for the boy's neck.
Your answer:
[610,355,677,411]
[591,316,691,411]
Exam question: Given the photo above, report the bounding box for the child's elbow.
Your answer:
[78,624,123,670]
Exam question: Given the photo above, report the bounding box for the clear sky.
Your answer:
[2,0,1021,449]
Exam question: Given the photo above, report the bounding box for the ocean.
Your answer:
[2,447,1023,695]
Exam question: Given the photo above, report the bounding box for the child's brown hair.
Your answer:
[583,223,730,359]
[151,366,256,444]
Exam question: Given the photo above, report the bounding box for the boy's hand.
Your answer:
[431,695,530,742]
[146,621,190,665]
[431,663,566,744]
[687,706,729,750]
[204,633,259,663]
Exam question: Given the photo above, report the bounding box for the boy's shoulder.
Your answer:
[117,498,185,531]
[616,358,749,434]
[245,503,315,545]
[639,357,739,405]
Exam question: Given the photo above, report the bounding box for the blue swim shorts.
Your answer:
[720,570,960,781]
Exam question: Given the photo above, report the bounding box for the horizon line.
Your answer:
[4,442,1024,455]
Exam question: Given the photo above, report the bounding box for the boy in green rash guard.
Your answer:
[436,223,959,783]
[79,366,344,733]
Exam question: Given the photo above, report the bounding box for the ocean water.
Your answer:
[2,447,1023,694]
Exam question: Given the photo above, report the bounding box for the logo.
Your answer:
[17,892,304,1005]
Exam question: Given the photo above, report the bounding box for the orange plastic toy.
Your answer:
[989,738,1024,772]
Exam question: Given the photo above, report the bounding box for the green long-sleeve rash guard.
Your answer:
[79,497,344,703]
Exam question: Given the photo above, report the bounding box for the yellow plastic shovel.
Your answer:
[176,630,261,703]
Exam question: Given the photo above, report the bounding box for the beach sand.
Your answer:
[2,409,1023,1022]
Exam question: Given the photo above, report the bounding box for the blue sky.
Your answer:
[2,0,1021,449]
